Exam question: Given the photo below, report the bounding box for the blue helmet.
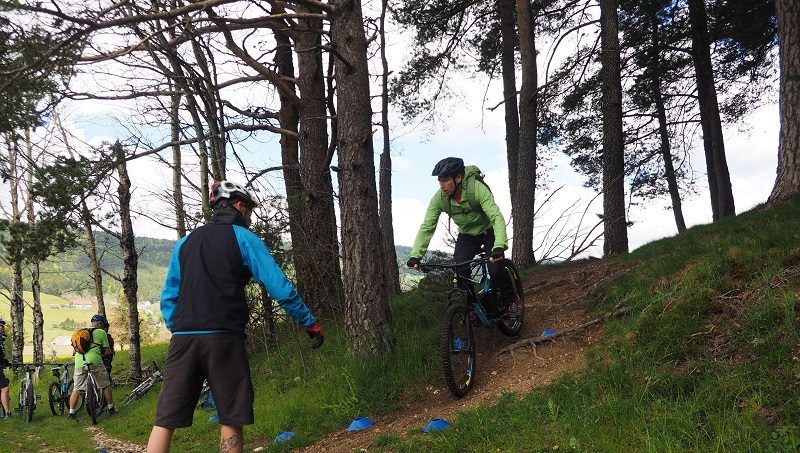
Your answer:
[91,314,108,326]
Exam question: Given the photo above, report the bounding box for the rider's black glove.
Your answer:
[306,323,324,349]
[407,257,421,268]
[490,248,505,261]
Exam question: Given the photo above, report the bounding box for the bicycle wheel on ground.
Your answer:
[123,379,152,406]
[48,382,63,415]
[86,383,98,425]
[497,260,525,337]
[23,382,35,422]
[440,304,476,398]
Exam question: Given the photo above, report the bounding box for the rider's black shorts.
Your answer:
[0,369,8,388]
[154,333,253,428]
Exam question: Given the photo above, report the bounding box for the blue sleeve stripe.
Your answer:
[160,235,188,332]
[232,225,316,327]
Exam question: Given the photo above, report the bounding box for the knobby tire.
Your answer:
[48,382,62,416]
[440,304,476,398]
[24,381,35,422]
[497,259,525,337]
[86,378,98,425]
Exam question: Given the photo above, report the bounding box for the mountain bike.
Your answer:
[82,363,107,424]
[122,361,163,406]
[420,254,525,397]
[197,379,216,412]
[48,363,84,415]
[13,364,38,422]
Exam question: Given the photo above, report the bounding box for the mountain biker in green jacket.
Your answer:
[407,157,519,312]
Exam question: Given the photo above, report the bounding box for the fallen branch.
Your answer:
[498,304,632,358]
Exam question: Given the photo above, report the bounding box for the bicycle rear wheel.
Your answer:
[440,304,476,398]
[123,379,152,406]
[497,260,525,337]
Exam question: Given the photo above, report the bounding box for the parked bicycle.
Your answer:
[48,363,83,416]
[197,379,216,413]
[13,364,39,422]
[420,253,525,397]
[82,363,107,424]
[122,361,163,406]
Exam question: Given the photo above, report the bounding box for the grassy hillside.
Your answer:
[2,199,798,451]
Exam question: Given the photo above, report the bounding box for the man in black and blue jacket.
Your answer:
[147,181,323,453]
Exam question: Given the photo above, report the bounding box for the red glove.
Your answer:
[306,324,324,349]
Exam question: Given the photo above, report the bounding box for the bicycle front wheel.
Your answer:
[123,379,152,406]
[440,304,476,398]
[48,382,62,416]
[23,382,35,422]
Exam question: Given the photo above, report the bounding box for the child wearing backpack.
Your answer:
[68,314,116,420]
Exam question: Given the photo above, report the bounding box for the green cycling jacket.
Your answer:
[410,165,508,258]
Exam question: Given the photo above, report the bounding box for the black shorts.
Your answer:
[154,333,254,428]
[0,369,8,388]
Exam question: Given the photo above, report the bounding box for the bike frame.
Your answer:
[84,364,106,419]
[15,364,37,422]
[427,255,494,328]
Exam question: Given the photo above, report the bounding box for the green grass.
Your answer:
[3,198,800,451]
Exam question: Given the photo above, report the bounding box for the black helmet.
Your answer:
[431,157,464,178]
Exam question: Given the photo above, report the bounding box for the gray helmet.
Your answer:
[210,180,260,208]
[432,157,464,178]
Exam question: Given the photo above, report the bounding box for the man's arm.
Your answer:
[232,226,316,327]
[409,193,444,259]
[160,236,188,332]
[475,182,508,251]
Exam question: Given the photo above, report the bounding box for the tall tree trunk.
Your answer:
[171,90,187,238]
[24,128,44,364]
[512,0,537,266]
[599,0,629,256]
[499,0,520,203]
[295,6,344,311]
[379,0,401,295]
[687,0,735,219]
[769,0,800,202]
[189,34,226,179]
[649,14,686,233]
[273,21,309,306]
[115,143,141,381]
[331,0,393,355]
[187,100,213,220]
[82,202,105,315]
[6,138,25,363]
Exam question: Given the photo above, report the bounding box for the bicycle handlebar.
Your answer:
[419,255,490,273]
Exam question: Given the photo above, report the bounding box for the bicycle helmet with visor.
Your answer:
[210,180,260,209]
[431,157,465,178]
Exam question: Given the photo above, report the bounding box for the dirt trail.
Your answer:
[301,259,633,453]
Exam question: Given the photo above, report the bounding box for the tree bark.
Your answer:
[295,5,344,311]
[171,89,187,238]
[512,0,537,266]
[82,202,105,316]
[498,0,520,212]
[273,22,309,307]
[379,0,401,295]
[687,0,735,219]
[115,143,141,381]
[649,14,686,233]
[24,128,44,364]
[6,138,25,363]
[599,0,629,256]
[769,0,800,202]
[331,0,393,355]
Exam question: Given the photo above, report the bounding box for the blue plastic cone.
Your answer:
[346,416,374,431]
[422,418,451,433]
[273,431,296,443]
